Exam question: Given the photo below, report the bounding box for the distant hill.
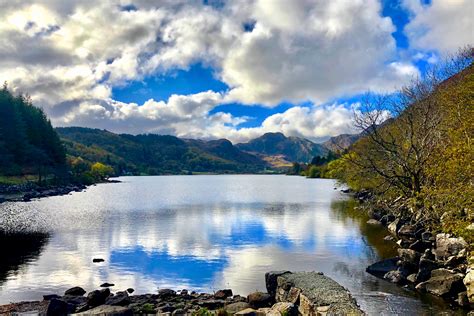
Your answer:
[236,132,328,163]
[322,133,361,152]
[56,127,268,175]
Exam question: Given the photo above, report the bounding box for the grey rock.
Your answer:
[225,302,251,314]
[434,233,468,260]
[65,286,86,296]
[398,224,417,239]
[74,304,133,316]
[105,291,130,306]
[366,257,398,277]
[214,289,233,299]
[247,292,273,309]
[384,270,406,284]
[158,289,176,298]
[100,282,115,288]
[366,219,382,225]
[265,271,291,297]
[416,258,439,283]
[422,268,466,297]
[46,298,70,316]
[234,308,257,316]
[87,288,111,307]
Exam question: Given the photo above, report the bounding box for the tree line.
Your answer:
[325,47,473,245]
[0,84,114,185]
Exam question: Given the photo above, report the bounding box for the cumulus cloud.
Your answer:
[403,0,474,52]
[0,0,467,141]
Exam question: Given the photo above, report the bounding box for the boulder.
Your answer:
[87,288,111,307]
[380,214,395,226]
[126,288,134,294]
[100,282,115,288]
[158,289,176,298]
[384,270,406,284]
[74,305,133,316]
[270,302,297,316]
[434,234,468,260]
[421,268,466,297]
[105,291,130,306]
[46,298,70,316]
[265,271,290,297]
[247,292,273,309]
[421,231,434,242]
[388,218,401,235]
[464,269,474,303]
[408,240,431,253]
[456,291,470,307]
[272,272,363,315]
[366,219,382,225]
[224,302,251,314]
[214,289,233,299]
[415,258,439,283]
[65,286,86,296]
[384,235,395,242]
[366,257,398,277]
[407,274,417,283]
[92,258,105,263]
[234,308,257,316]
[397,224,417,239]
[397,249,421,267]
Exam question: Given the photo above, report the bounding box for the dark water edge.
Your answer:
[331,199,468,315]
[0,232,50,285]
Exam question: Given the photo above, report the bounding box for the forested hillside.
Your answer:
[57,127,268,175]
[0,85,66,181]
[327,49,473,244]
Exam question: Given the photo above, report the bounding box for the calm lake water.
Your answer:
[0,175,459,314]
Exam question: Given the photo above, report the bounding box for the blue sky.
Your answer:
[111,0,415,129]
[0,0,471,142]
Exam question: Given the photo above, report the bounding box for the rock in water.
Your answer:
[367,219,382,225]
[64,286,86,296]
[420,268,466,297]
[366,258,398,277]
[269,271,363,315]
[92,258,105,263]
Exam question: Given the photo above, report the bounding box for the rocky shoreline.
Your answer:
[0,271,363,316]
[0,180,120,203]
[348,190,474,312]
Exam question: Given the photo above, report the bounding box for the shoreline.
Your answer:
[0,271,364,315]
[346,189,473,312]
[0,179,120,204]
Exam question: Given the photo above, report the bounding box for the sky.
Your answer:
[0,0,472,143]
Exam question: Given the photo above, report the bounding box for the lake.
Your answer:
[0,175,457,314]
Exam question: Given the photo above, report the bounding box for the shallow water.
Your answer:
[0,175,461,314]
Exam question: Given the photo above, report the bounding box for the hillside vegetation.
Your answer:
[57,127,268,175]
[327,48,473,245]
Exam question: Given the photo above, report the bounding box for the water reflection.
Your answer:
[0,176,460,314]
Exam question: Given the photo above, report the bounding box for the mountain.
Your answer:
[236,132,328,163]
[56,127,268,175]
[322,133,361,152]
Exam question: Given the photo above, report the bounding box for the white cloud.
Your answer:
[403,0,474,53]
[0,0,468,141]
